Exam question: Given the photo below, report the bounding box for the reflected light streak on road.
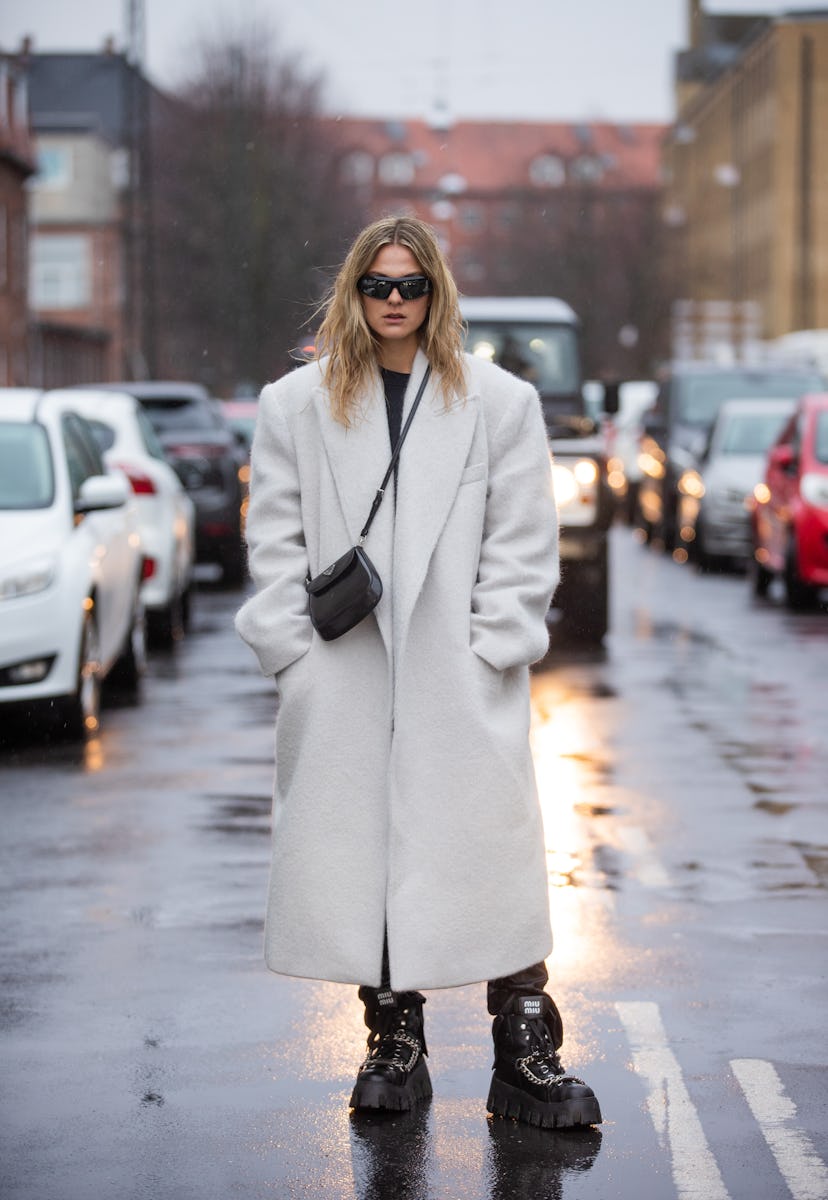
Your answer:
[530,670,600,977]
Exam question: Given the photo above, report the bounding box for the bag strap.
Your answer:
[358,365,432,543]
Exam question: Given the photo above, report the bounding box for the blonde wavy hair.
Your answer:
[315,216,467,426]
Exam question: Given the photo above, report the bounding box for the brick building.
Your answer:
[329,115,666,374]
[22,47,156,382]
[0,55,35,385]
[664,2,828,360]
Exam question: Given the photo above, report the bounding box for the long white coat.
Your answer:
[235,347,559,991]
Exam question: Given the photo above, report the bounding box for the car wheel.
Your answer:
[660,497,678,554]
[751,557,773,598]
[57,609,102,739]
[555,546,609,644]
[784,537,819,610]
[110,594,147,689]
[220,544,246,587]
[146,589,185,648]
[181,582,193,632]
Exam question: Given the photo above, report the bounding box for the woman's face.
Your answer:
[359,244,431,359]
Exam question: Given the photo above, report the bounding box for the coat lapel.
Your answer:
[311,350,479,661]
[311,375,395,653]
[393,349,479,654]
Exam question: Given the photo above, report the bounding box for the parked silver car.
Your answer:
[676,397,797,568]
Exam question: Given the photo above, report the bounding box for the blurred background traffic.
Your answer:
[0,0,826,740]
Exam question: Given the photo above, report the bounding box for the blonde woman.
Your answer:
[236,216,601,1128]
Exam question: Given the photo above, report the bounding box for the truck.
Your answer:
[459,296,617,644]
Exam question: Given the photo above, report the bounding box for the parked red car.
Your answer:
[751,393,828,608]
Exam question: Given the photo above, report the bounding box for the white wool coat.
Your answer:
[235,347,559,991]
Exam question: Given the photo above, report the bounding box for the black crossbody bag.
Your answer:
[305,366,431,642]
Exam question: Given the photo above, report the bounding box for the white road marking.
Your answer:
[615,825,672,887]
[616,1001,730,1200]
[731,1059,828,1200]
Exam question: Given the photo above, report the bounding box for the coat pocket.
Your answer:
[459,462,486,485]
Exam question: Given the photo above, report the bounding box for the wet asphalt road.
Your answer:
[1,527,827,1200]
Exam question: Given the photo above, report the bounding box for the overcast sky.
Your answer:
[2,0,826,122]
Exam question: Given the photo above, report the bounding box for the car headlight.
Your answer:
[551,463,579,507]
[551,457,600,523]
[800,472,828,509]
[0,556,57,601]
[678,469,705,500]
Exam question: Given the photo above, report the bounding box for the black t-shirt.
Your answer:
[381,367,409,450]
[381,368,409,499]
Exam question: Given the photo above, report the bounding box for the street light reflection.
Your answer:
[530,668,614,982]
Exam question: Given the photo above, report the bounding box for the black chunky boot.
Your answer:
[350,989,432,1112]
[487,994,602,1128]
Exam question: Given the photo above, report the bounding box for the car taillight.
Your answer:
[114,462,157,495]
[167,443,225,459]
[141,556,157,581]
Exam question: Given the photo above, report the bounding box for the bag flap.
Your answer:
[305,546,361,595]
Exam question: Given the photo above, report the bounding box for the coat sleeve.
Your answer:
[469,381,559,671]
[234,382,312,677]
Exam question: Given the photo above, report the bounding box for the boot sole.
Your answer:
[487,1076,602,1128]
[350,1057,432,1112]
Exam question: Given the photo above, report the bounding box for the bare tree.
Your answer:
[487,187,669,380]
[152,24,361,394]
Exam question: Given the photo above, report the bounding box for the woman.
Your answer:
[236,216,601,1129]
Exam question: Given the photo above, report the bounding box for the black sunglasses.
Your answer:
[357,274,431,300]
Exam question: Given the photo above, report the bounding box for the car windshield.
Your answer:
[140,398,218,432]
[677,372,823,428]
[0,423,54,509]
[464,321,580,395]
[717,411,793,456]
[816,411,828,465]
[86,418,117,454]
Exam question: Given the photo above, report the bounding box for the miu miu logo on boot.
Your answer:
[377,989,395,1007]
[520,997,543,1017]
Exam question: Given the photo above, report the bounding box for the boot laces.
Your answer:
[362,1009,423,1071]
[516,1017,584,1087]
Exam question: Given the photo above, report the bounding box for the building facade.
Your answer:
[23,48,155,383]
[664,6,828,360]
[0,55,35,386]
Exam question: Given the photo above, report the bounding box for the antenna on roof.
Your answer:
[427,56,453,132]
[125,0,146,66]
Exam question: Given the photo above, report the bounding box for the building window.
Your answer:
[455,250,486,284]
[378,152,415,185]
[340,150,374,186]
[0,205,6,290]
[30,234,91,309]
[570,156,604,183]
[459,202,484,231]
[529,154,565,187]
[31,145,74,191]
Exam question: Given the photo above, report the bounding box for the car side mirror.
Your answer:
[768,444,796,473]
[74,473,129,513]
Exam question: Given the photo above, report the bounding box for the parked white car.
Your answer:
[606,380,658,521]
[0,389,145,737]
[55,388,196,644]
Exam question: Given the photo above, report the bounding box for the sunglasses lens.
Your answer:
[358,277,387,298]
[399,278,429,299]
